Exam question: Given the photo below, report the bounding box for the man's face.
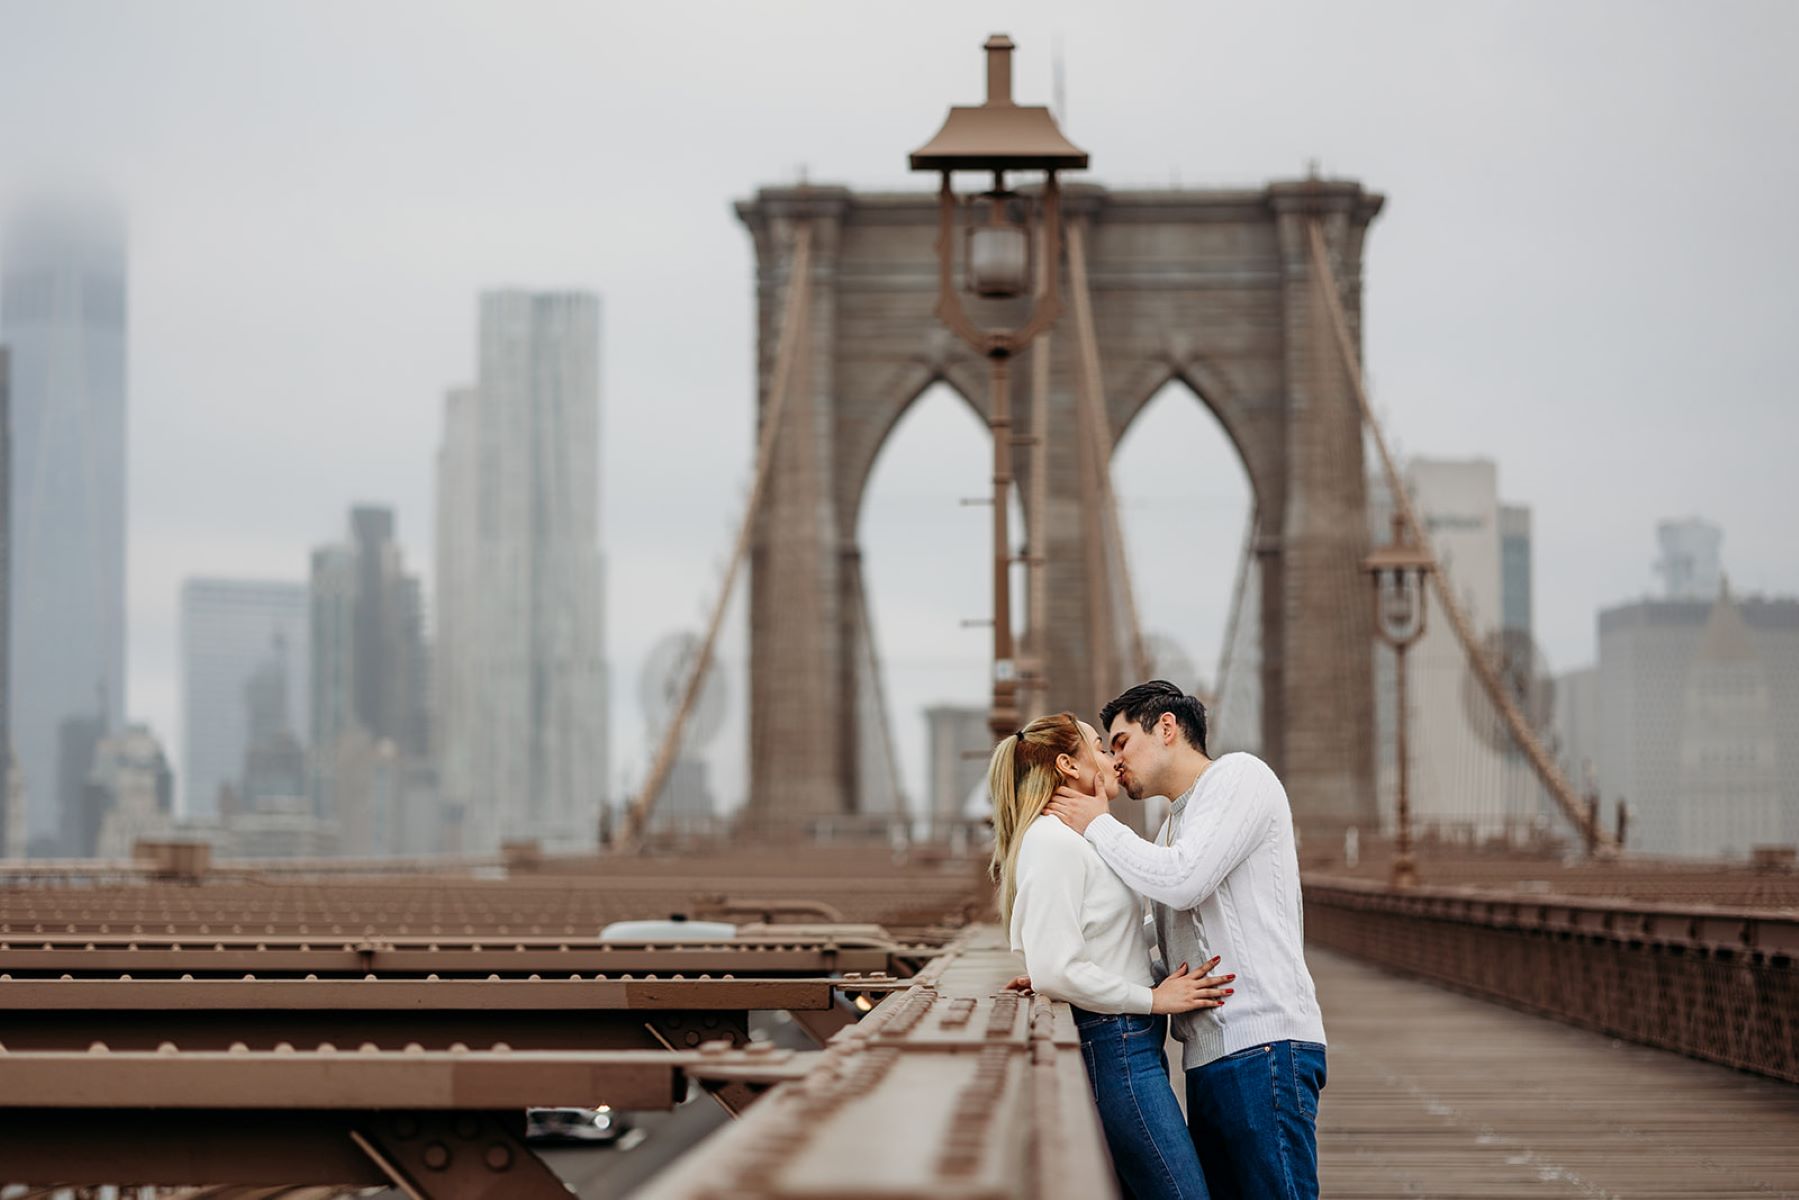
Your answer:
[1106,713,1164,800]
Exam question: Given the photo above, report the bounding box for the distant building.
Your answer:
[1499,505,1532,637]
[91,724,175,860]
[924,704,990,828]
[1552,664,1600,799]
[222,796,339,860]
[1,199,129,851]
[1369,460,1542,843]
[1596,588,1798,858]
[1655,518,1723,602]
[437,292,607,852]
[309,507,432,852]
[57,711,107,857]
[179,579,309,819]
[240,633,307,810]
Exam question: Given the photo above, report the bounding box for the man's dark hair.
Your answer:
[1100,680,1208,754]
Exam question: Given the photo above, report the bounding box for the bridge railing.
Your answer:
[1304,876,1799,1083]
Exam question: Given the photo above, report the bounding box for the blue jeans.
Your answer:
[1073,1008,1210,1200]
[1184,1040,1326,1200]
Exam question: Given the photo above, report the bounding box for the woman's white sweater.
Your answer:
[1008,814,1155,1014]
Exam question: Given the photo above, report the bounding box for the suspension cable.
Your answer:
[1304,218,1610,854]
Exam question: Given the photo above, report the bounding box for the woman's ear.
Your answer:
[1054,752,1079,780]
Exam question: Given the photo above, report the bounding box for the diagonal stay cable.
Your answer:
[1305,218,1609,853]
[618,222,815,850]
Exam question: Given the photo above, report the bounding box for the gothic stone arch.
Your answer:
[736,181,1383,843]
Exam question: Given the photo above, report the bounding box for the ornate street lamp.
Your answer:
[910,33,1088,741]
[1363,514,1434,888]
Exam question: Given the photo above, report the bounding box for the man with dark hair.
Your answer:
[1047,679,1327,1200]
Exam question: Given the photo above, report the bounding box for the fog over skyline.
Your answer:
[1,1,1793,811]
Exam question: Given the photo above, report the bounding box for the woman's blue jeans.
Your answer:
[1073,1008,1210,1200]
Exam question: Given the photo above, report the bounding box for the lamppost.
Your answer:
[1363,514,1434,888]
[910,33,1088,742]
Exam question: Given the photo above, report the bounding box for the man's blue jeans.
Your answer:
[1073,1008,1210,1200]
[1184,1040,1327,1200]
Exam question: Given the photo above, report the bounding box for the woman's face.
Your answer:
[1072,719,1121,802]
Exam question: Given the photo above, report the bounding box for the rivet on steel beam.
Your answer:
[487,973,501,981]
[491,1042,512,1053]
[359,1042,380,1054]
[426,973,440,982]
[449,1042,469,1054]
[364,973,378,982]
[59,974,72,981]
[305,973,318,982]
[87,1041,109,1054]
[243,974,256,981]
[229,1042,249,1055]
[156,1042,178,1055]
[485,1142,514,1171]
[318,1042,338,1053]
[181,973,194,981]
[423,1141,451,1170]
[275,1042,295,1054]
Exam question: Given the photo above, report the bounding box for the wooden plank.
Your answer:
[1313,948,1799,1197]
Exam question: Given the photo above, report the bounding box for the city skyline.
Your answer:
[0,3,1793,822]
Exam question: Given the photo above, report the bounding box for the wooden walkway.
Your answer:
[1312,949,1799,1198]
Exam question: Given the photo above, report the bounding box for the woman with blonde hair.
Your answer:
[991,711,1228,1200]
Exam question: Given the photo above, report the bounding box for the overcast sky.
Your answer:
[1,0,1793,813]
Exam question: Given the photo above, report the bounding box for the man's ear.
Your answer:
[1160,712,1177,745]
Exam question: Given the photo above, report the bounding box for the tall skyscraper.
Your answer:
[179,579,309,819]
[309,506,430,849]
[1369,460,1541,843]
[437,291,607,852]
[1,199,128,851]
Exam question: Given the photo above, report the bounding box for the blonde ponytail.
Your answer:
[988,713,1083,928]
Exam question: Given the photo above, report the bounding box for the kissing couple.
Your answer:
[990,680,1327,1200]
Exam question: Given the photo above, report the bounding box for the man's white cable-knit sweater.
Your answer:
[1009,815,1156,1014]
[1083,752,1326,1069]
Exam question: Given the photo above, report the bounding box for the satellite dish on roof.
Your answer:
[639,631,729,751]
